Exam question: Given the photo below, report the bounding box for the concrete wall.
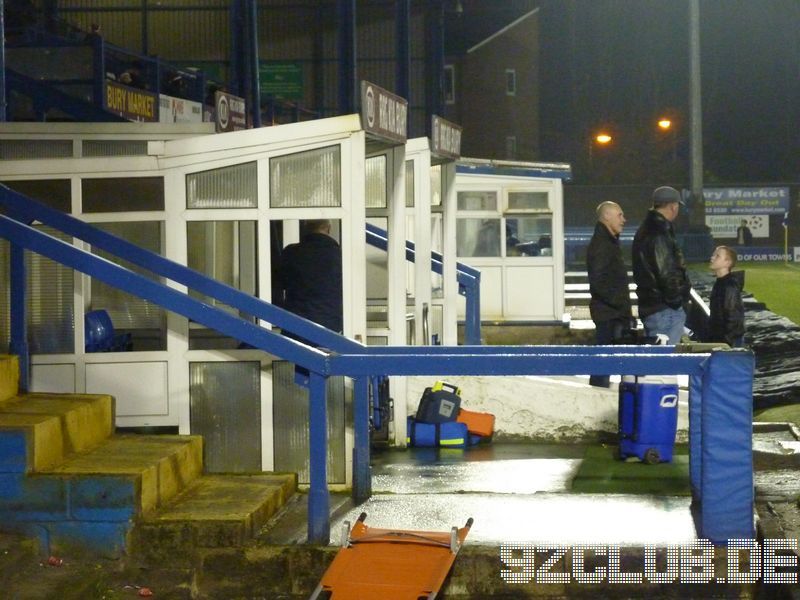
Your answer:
[405,375,689,443]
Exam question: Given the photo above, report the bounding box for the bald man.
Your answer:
[586,201,632,387]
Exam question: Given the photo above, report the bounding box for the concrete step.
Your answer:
[131,473,296,564]
[0,355,19,403]
[46,434,204,517]
[0,394,114,471]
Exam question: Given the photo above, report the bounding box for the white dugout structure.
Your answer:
[0,107,568,488]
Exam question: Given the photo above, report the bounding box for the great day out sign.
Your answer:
[703,187,790,215]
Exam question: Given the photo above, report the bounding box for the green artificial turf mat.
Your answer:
[570,445,691,495]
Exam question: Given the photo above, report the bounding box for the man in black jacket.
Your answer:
[278,219,343,341]
[632,186,692,344]
[587,201,632,387]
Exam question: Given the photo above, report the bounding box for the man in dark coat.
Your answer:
[278,219,343,341]
[632,186,692,344]
[587,201,632,387]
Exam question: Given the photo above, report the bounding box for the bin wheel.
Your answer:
[643,449,660,465]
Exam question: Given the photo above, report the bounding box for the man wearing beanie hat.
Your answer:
[631,186,692,344]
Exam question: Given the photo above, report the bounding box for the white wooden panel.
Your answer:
[86,361,168,417]
[459,266,502,320]
[505,265,554,319]
[31,364,76,393]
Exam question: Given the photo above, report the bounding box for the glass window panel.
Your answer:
[365,155,387,209]
[270,145,341,208]
[506,215,553,257]
[272,361,346,484]
[187,221,258,350]
[508,191,550,211]
[189,361,261,473]
[186,162,257,209]
[457,218,501,257]
[405,160,414,207]
[366,217,388,302]
[1,179,71,213]
[82,177,165,212]
[0,229,74,354]
[90,221,166,351]
[457,190,497,211]
[0,139,72,160]
[430,165,442,207]
[82,140,148,157]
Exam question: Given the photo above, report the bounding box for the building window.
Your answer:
[270,145,341,208]
[456,189,554,259]
[505,136,517,160]
[505,69,516,96]
[444,65,455,104]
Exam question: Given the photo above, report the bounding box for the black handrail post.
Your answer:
[308,371,330,544]
[336,0,356,115]
[0,0,7,122]
[9,242,29,392]
[248,0,261,128]
[352,376,371,503]
[464,273,481,345]
[395,0,410,102]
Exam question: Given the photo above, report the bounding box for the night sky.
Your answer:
[536,0,800,184]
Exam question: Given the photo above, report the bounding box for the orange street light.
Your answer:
[658,118,672,130]
[595,133,612,144]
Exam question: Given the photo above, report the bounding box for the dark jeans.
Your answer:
[589,319,627,388]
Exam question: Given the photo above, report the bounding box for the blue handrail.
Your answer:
[365,222,481,344]
[0,187,754,548]
[0,215,326,370]
[0,187,361,354]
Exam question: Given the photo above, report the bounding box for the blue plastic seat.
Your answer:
[84,309,132,352]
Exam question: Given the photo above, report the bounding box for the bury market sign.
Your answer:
[360,81,407,144]
[431,115,462,160]
[703,187,790,215]
[104,80,158,122]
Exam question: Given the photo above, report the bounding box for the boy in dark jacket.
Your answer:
[708,245,745,347]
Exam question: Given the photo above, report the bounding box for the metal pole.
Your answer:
[9,243,29,392]
[0,0,6,122]
[464,275,481,345]
[688,0,704,225]
[307,371,330,544]
[248,0,261,127]
[425,0,445,135]
[396,0,410,101]
[337,0,356,114]
[352,376,371,503]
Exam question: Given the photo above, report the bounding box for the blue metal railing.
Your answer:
[0,186,754,546]
[365,223,481,344]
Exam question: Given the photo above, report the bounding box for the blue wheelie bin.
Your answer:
[618,377,679,464]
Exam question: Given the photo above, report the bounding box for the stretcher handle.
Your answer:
[464,517,474,530]
[357,512,367,523]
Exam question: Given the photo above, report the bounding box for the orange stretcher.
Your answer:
[309,512,474,600]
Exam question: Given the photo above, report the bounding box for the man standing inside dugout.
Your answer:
[278,219,343,343]
[586,201,632,387]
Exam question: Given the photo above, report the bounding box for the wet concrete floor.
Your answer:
[266,444,698,547]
